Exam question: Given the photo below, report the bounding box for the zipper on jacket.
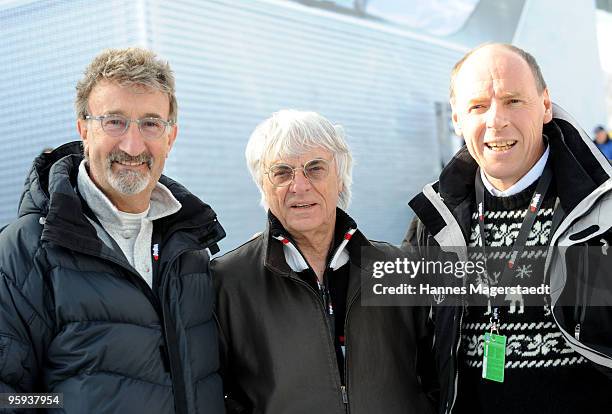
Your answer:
[278,224,356,412]
[151,221,221,414]
[340,385,348,403]
[573,243,589,341]
[340,278,361,413]
[287,276,347,411]
[158,245,210,414]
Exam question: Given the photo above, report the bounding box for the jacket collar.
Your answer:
[264,208,359,274]
[262,208,378,301]
[20,141,224,256]
[18,141,83,217]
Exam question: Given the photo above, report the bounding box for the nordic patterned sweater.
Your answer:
[453,178,612,413]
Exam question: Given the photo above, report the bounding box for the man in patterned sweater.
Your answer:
[406,43,612,413]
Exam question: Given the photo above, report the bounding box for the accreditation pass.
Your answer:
[0,393,63,409]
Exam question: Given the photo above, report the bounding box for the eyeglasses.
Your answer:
[265,158,332,187]
[85,114,174,140]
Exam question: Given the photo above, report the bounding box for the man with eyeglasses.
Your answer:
[211,110,436,413]
[0,48,225,413]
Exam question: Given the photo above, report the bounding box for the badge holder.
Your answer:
[482,309,506,383]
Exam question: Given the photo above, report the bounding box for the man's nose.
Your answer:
[485,102,509,130]
[289,169,312,193]
[118,122,147,156]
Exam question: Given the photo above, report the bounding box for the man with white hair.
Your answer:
[212,110,436,413]
[0,48,225,413]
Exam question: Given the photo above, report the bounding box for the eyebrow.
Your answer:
[141,112,164,119]
[466,91,522,104]
[499,92,522,99]
[270,157,330,166]
[466,96,489,105]
[104,110,165,119]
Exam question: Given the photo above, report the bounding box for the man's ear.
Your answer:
[77,118,87,140]
[542,89,553,124]
[451,103,463,137]
[165,124,178,158]
[77,118,89,156]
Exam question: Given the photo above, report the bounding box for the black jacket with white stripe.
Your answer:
[407,105,612,413]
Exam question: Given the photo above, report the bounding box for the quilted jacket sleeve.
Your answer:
[0,216,52,395]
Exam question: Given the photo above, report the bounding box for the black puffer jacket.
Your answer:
[0,141,225,413]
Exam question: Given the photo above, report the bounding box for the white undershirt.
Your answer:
[480,146,550,197]
[77,161,181,287]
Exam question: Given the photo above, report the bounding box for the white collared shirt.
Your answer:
[480,146,550,197]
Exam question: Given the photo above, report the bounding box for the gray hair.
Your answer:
[75,47,177,121]
[245,110,353,210]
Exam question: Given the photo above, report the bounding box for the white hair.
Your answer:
[245,109,353,210]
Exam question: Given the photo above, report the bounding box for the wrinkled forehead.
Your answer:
[88,80,170,116]
[264,144,334,167]
[90,80,157,98]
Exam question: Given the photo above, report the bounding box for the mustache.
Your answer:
[107,150,153,168]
